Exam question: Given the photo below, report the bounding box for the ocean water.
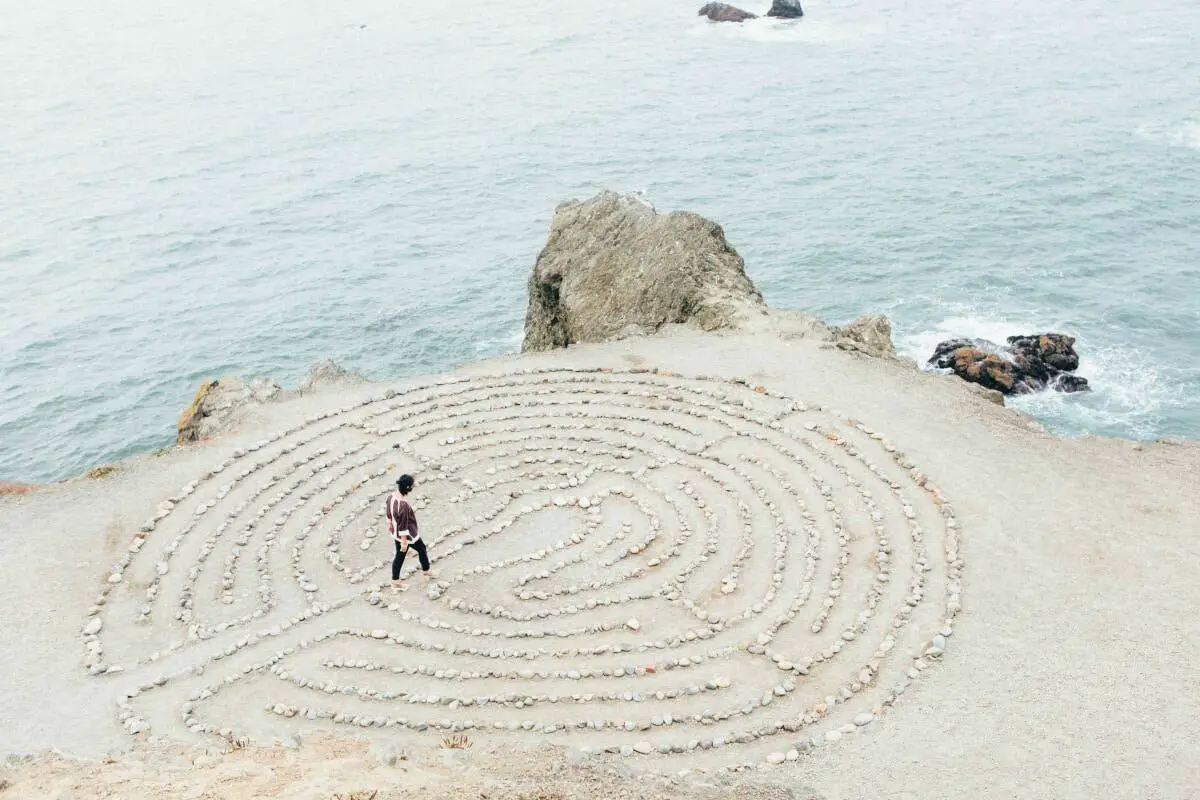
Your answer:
[2,0,1198,483]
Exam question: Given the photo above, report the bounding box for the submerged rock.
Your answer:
[522,190,766,351]
[698,3,757,22]
[830,314,896,359]
[767,0,805,18]
[928,333,1090,395]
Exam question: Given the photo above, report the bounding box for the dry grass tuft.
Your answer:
[228,736,250,752]
[86,464,120,480]
[332,791,378,800]
[440,733,473,750]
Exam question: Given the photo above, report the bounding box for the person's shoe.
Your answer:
[391,581,406,594]
[422,570,437,579]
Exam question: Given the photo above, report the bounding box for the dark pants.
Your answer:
[392,538,430,580]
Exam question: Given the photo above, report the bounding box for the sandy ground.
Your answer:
[1,325,1197,800]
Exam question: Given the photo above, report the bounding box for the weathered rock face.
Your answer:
[176,361,365,445]
[698,3,757,22]
[928,333,1090,395]
[522,191,766,352]
[299,360,366,394]
[176,377,287,444]
[767,0,804,18]
[830,314,896,358]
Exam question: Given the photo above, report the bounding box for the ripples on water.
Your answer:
[2,0,1198,482]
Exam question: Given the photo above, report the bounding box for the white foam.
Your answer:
[1134,122,1200,152]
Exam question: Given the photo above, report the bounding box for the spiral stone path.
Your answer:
[80,367,963,770]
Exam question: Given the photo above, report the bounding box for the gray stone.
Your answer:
[522,191,766,352]
[830,314,896,358]
[299,360,366,394]
[767,0,804,18]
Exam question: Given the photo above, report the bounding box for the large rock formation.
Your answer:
[522,191,767,352]
[928,333,1090,395]
[830,314,896,359]
[767,0,804,18]
[698,3,757,22]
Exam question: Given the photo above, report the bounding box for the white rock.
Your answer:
[84,618,103,636]
[371,630,388,640]
[626,618,640,631]
[766,752,786,764]
[853,713,875,726]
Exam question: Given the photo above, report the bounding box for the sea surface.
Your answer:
[2,0,1198,483]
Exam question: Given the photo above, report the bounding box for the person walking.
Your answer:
[384,474,433,591]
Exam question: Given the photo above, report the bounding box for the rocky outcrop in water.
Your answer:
[522,190,766,352]
[767,0,804,18]
[698,3,757,22]
[830,314,896,358]
[928,333,1090,395]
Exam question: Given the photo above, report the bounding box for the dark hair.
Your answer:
[397,474,415,495]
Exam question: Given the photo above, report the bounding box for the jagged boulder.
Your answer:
[698,3,757,22]
[928,333,1090,395]
[522,191,767,352]
[767,0,804,18]
[176,376,287,444]
[830,314,896,358]
[299,360,366,394]
[176,361,365,444]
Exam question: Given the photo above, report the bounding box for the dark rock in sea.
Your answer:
[1006,333,1081,372]
[767,0,805,18]
[928,333,1090,395]
[698,3,758,22]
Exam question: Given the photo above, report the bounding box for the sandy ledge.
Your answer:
[1,327,1197,800]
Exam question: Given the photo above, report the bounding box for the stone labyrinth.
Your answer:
[83,368,964,770]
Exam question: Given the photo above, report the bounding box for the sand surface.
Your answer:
[1,327,1197,800]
